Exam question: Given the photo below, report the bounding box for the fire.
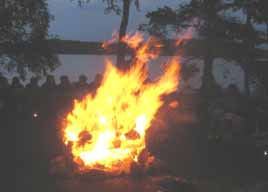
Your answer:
[62,33,181,174]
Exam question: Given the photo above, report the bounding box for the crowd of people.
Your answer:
[4,73,106,191]
[0,73,103,117]
[1,72,267,137]
[0,73,102,94]
[2,73,103,169]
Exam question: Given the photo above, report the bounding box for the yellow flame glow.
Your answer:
[62,33,181,173]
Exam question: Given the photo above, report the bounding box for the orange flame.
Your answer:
[102,31,118,49]
[63,33,181,174]
[121,32,143,49]
[169,100,179,109]
[175,27,194,47]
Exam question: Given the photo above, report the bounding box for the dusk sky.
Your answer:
[45,0,184,82]
[48,0,182,41]
[46,0,182,82]
[44,0,245,91]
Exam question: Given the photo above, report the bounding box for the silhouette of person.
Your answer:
[220,84,248,138]
[57,75,73,113]
[0,75,9,89]
[25,77,40,118]
[222,84,243,114]
[58,75,72,90]
[89,73,103,94]
[94,73,102,86]
[26,77,39,89]
[75,74,89,89]
[0,76,9,114]
[11,76,24,89]
[42,75,57,90]
[74,75,90,98]
[9,77,24,115]
[40,75,57,117]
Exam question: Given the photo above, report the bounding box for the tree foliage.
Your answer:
[75,0,140,15]
[140,0,268,95]
[141,0,267,45]
[0,0,59,79]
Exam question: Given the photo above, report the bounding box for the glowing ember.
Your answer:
[168,101,179,109]
[62,33,181,173]
[33,112,38,118]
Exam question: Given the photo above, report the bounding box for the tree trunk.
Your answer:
[200,0,219,100]
[197,46,214,176]
[200,53,215,99]
[200,36,218,100]
[243,7,255,96]
[116,0,130,70]
[266,22,268,40]
[197,2,219,176]
[243,63,251,96]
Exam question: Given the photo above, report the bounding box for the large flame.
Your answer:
[63,33,181,173]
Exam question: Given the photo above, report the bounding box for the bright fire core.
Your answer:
[63,33,181,173]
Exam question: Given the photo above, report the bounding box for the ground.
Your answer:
[14,106,268,192]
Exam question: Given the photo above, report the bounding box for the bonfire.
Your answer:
[62,33,181,174]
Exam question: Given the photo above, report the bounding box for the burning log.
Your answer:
[78,130,92,147]
[125,129,140,140]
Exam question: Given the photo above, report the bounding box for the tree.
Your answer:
[141,0,232,98]
[141,0,268,95]
[0,0,59,79]
[225,0,268,95]
[77,0,140,70]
